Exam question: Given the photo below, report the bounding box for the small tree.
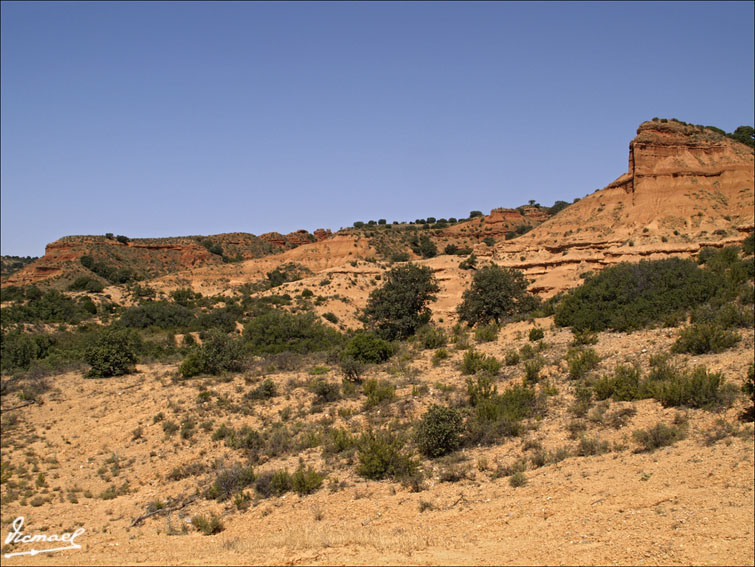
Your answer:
[85,329,139,378]
[457,264,538,326]
[415,405,463,458]
[362,264,440,341]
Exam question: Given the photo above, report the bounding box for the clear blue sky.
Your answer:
[2,1,753,257]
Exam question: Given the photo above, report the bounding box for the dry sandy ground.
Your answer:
[1,321,753,566]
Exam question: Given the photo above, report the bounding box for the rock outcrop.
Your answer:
[491,119,754,295]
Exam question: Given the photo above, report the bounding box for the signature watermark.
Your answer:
[3,516,85,558]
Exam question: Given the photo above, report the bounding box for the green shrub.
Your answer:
[246,378,277,401]
[648,366,732,409]
[466,384,537,445]
[461,349,501,376]
[633,422,686,452]
[415,405,464,458]
[409,234,438,258]
[362,264,439,341]
[576,434,611,456]
[309,378,340,403]
[690,303,753,329]
[323,427,357,454]
[356,429,418,481]
[243,310,341,355]
[567,348,601,380]
[291,465,324,495]
[432,348,449,365]
[592,364,643,402]
[120,301,195,330]
[594,359,733,409]
[743,364,755,421]
[68,276,104,293]
[322,312,338,324]
[344,332,394,363]
[179,331,244,377]
[509,471,527,487]
[571,329,598,345]
[207,465,255,501]
[339,355,365,383]
[192,514,224,535]
[671,323,739,354]
[474,323,499,342]
[523,357,544,383]
[457,264,538,326]
[743,233,755,255]
[363,379,396,409]
[84,329,139,378]
[262,470,290,496]
[528,328,544,342]
[415,325,447,349]
[554,258,722,332]
[459,254,477,270]
[504,350,520,366]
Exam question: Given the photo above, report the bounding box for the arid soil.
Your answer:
[1,320,753,566]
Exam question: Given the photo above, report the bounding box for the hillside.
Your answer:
[1,118,754,566]
[1,230,332,289]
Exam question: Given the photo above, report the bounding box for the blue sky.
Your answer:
[2,1,753,257]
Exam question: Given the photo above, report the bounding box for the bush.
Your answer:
[246,378,277,401]
[566,348,600,380]
[528,328,544,342]
[409,235,438,258]
[309,378,340,404]
[415,325,447,349]
[457,264,538,326]
[270,470,292,496]
[84,329,139,378]
[593,364,643,402]
[207,464,255,501]
[243,310,342,354]
[363,379,396,409]
[192,514,224,535]
[633,422,687,452]
[523,357,544,383]
[459,254,477,270]
[504,350,520,366]
[594,360,733,409]
[743,364,755,421]
[671,323,739,354]
[743,233,755,256]
[339,356,365,383]
[343,332,394,363]
[119,301,195,330]
[415,405,464,458]
[291,465,324,495]
[461,349,501,376]
[356,429,418,481]
[554,258,722,332]
[68,276,104,293]
[474,323,499,342]
[362,264,440,341]
[179,331,244,377]
[322,312,338,324]
[466,384,537,445]
[649,366,732,409]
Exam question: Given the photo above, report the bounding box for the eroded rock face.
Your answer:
[493,120,755,296]
[2,229,333,287]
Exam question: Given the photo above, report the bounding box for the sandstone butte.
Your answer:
[3,119,754,321]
